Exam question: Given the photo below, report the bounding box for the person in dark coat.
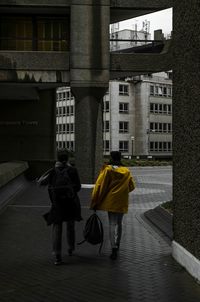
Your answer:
[39,149,82,265]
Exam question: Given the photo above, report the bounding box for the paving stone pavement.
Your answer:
[0,166,200,302]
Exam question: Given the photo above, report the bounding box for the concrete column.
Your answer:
[72,87,105,184]
[173,1,200,259]
[70,1,110,183]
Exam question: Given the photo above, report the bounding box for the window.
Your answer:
[103,121,110,132]
[150,103,154,113]
[119,102,129,113]
[163,87,167,96]
[63,124,66,133]
[71,124,74,133]
[103,140,110,152]
[150,142,154,151]
[168,142,172,151]
[149,103,172,115]
[0,16,69,51]
[163,104,167,113]
[66,141,74,151]
[57,93,61,102]
[119,84,129,95]
[154,104,158,113]
[66,91,70,99]
[70,106,74,115]
[149,141,172,152]
[119,141,129,152]
[149,84,172,98]
[159,104,163,113]
[150,85,154,96]
[58,141,63,149]
[149,122,172,133]
[37,17,69,51]
[103,101,109,112]
[167,87,172,97]
[168,123,172,133]
[119,121,129,133]
[168,104,172,114]
[56,107,62,116]
[66,105,74,116]
[66,123,74,133]
[59,124,64,133]
[63,107,66,116]
[158,86,163,96]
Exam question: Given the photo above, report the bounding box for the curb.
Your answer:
[144,205,173,240]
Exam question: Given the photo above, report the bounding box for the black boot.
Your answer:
[110,248,118,260]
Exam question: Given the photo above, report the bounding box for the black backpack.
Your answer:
[78,213,104,253]
[50,165,75,201]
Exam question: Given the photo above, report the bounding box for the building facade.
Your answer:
[56,87,75,151]
[56,71,172,159]
[110,28,151,52]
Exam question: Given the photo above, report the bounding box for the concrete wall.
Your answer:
[173,1,200,260]
[0,88,56,177]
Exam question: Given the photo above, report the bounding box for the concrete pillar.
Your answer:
[72,87,105,183]
[173,1,200,264]
[70,1,110,183]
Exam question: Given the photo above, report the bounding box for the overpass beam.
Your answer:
[110,42,173,78]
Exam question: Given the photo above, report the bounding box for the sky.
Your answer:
[119,8,173,39]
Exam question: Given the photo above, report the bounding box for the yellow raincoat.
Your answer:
[91,165,135,213]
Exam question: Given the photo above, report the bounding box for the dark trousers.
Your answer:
[52,221,75,257]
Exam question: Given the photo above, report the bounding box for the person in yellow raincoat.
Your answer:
[90,151,135,260]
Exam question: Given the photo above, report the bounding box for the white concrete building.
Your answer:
[110,28,151,52]
[56,72,172,159]
[56,87,75,151]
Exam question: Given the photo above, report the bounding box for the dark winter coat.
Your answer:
[39,162,82,223]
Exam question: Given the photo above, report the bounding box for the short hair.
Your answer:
[57,149,69,162]
[110,151,121,162]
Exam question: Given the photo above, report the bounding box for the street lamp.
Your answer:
[131,136,135,158]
